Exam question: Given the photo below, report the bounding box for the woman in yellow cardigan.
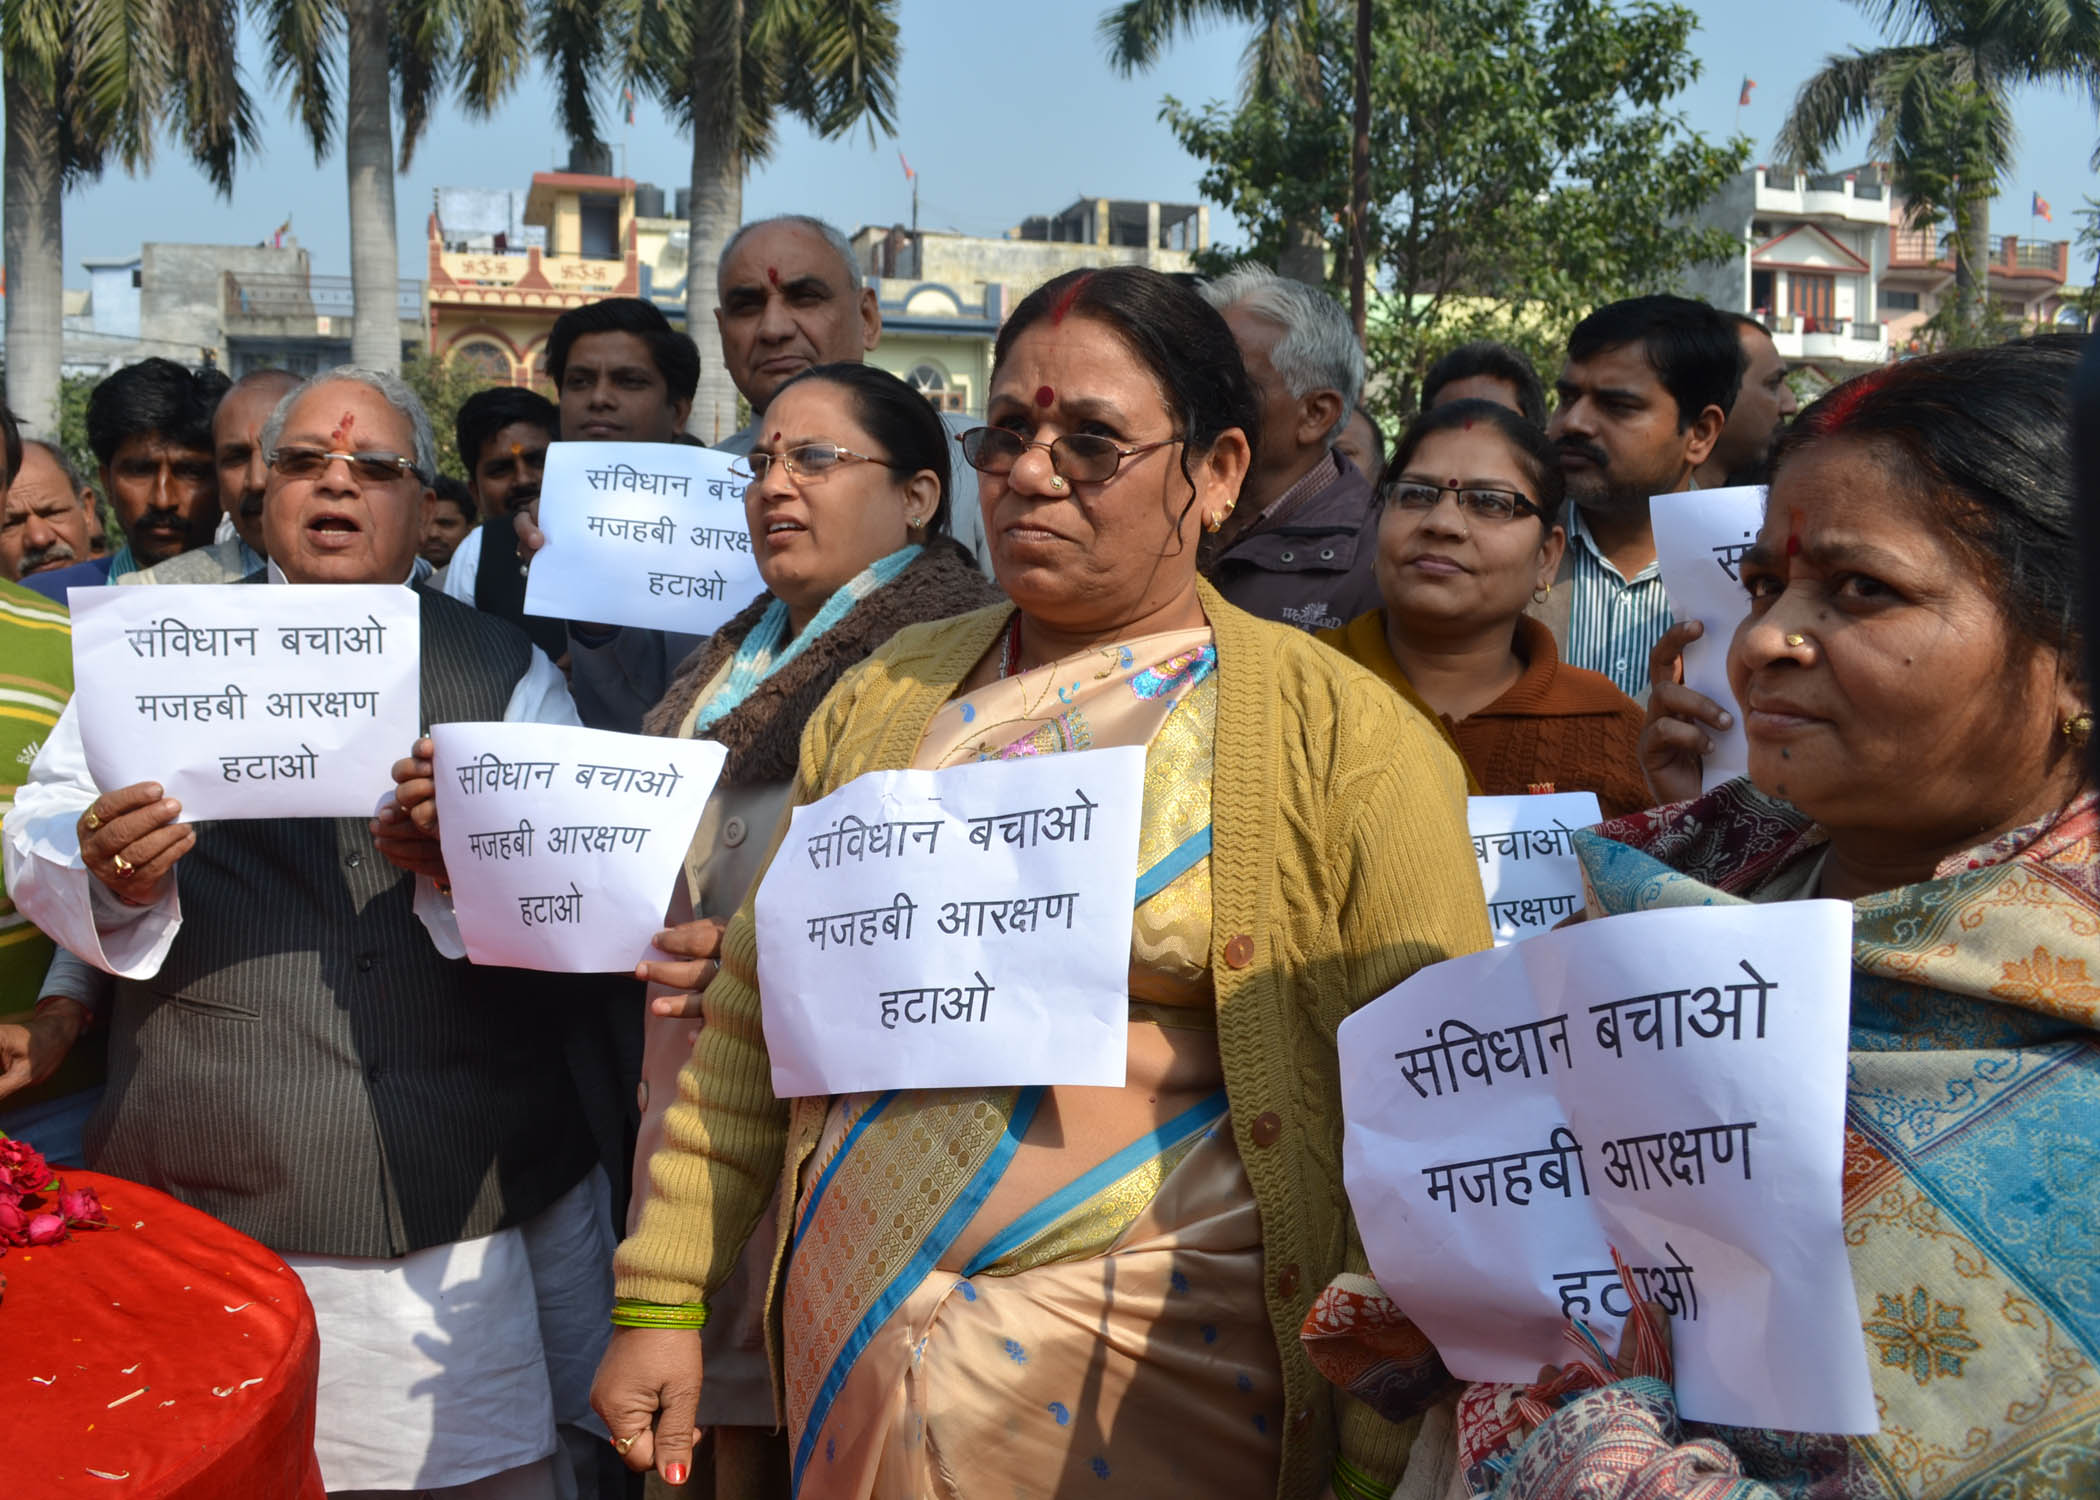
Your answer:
[591,266,1490,1500]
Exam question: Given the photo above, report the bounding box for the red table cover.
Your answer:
[0,1172,324,1498]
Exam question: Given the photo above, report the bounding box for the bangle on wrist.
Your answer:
[1331,1455,1390,1500]
[611,1297,708,1331]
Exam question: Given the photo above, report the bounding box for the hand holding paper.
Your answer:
[1339,899,1876,1436]
[1651,486,1767,789]
[430,721,727,972]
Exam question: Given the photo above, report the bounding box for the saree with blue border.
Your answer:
[778,629,1285,1498]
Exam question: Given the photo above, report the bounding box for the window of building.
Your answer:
[1791,272,1836,329]
[578,196,620,260]
[907,363,965,413]
[1878,289,1920,312]
[450,340,512,382]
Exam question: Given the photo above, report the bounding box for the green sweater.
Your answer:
[0,579,96,1111]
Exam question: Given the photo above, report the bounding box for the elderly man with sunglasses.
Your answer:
[2,368,617,1500]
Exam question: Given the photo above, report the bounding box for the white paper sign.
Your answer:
[67,584,420,820]
[1468,792,1601,945]
[1340,900,1875,1435]
[753,748,1147,1097]
[1652,486,1767,789]
[429,722,726,972]
[523,441,764,635]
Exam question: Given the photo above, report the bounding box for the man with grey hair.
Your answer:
[6,366,615,1499]
[515,218,993,729]
[1199,265,1380,632]
[710,214,987,568]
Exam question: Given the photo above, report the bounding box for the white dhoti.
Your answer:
[290,1169,614,1497]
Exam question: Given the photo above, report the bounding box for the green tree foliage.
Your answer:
[1777,0,2100,338]
[1163,0,1746,425]
[400,352,500,480]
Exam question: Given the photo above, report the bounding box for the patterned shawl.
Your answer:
[1305,780,2100,1499]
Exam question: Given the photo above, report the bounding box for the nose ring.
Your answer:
[1785,633,1807,648]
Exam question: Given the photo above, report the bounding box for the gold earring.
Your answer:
[1785,632,1807,648]
[1205,511,1226,533]
[1531,586,1551,605]
[2062,712,2092,742]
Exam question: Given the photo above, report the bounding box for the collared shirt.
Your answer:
[1561,506,1673,697]
[1203,450,1382,633]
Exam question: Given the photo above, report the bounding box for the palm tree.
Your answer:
[259,0,535,372]
[545,0,902,440]
[1,0,253,436]
[1778,0,2100,335]
[1100,0,1335,283]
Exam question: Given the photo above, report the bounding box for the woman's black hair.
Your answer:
[1379,398,1566,528]
[1773,337,2083,669]
[769,361,953,538]
[993,267,1260,541]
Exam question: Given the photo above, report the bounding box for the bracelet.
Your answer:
[1331,1455,1391,1500]
[611,1297,709,1331]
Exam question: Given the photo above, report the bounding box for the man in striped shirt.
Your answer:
[1532,296,1742,697]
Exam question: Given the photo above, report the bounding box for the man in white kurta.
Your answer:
[3,369,613,1499]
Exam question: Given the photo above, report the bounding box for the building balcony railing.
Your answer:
[1753,166,1888,223]
[1884,229,2068,280]
[226,272,424,321]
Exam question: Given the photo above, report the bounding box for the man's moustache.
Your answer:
[1556,440,1609,468]
[20,539,78,573]
[505,488,542,515]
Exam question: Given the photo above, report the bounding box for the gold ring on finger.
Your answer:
[613,1432,641,1455]
[83,807,102,832]
[111,854,134,876]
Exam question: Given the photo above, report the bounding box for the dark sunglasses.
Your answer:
[958,427,1177,484]
[269,446,428,485]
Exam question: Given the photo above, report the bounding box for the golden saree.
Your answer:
[779,629,1285,1497]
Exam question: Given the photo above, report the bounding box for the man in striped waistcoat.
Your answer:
[4,368,612,1500]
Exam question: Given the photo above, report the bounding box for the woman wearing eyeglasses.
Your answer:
[593,266,1488,1500]
[1319,400,1650,818]
[621,360,998,1497]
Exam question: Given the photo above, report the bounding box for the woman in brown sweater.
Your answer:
[1320,399,1650,818]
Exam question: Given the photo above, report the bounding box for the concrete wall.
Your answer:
[1676,168,1756,310]
[142,243,311,364]
[913,235,1195,302]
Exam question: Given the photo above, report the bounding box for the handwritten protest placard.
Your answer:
[67,584,420,820]
[1653,485,1767,789]
[429,722,726,972]
[523,441,764,635]
[1339,900,1875,1434]
[752,748,1146,1097]
[1468,792,1600,944]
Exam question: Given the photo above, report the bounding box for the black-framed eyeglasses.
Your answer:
[958,427,1178,484]
[269,446,428,485]
[1380,480,1542,524]
[729,443,894,484]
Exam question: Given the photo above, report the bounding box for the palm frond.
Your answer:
[390,0,449,169]
[1098,0,1263,76]
[771,0,902,140]
[262,0,343,161]
[1775,47,1918,165]
[535,0,615,148]
[160,0,254,194]
[63,0,166,172]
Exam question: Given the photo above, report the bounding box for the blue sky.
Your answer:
[33,0,2100,289]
